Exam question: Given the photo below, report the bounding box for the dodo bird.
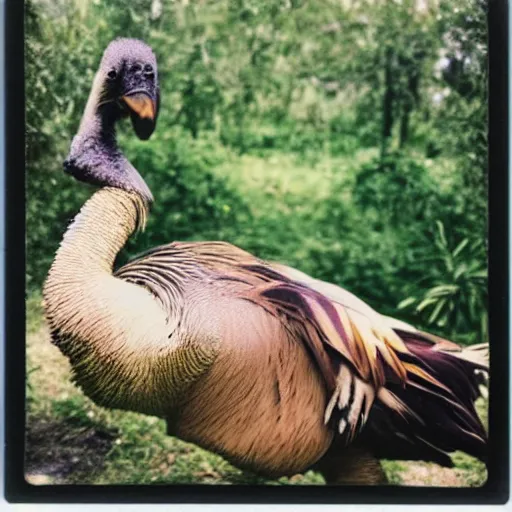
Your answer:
[43,39,488,485]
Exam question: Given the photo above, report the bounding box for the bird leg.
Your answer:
[314,446,387,485]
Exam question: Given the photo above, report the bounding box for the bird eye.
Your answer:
[144,64,154,79]
[107,69,117,81]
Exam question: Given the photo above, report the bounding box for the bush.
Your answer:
[352,152,441,226]
[398,221,487,343]
[219,118,360,160]
[307,153,487,343]
[121,128,250,262]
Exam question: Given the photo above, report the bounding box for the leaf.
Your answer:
[452,238,469,258]
[425,284,459,298]
[480,314,488,341]
[398,296,416,309]
[428,298,447,324]
[454,264,468,281]
[437,313,448,327]
[435,220,448,249]
[416,297,437,312]
[469,269,487,280]
[470,297,479,322]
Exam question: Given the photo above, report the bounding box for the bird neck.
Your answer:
[47,187,146,278]
[43,187,218,416]
[72,71,120,159]
[65,71,153,202]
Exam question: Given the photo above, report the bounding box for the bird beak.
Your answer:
[122,93,156,121]
[122,91,158,140]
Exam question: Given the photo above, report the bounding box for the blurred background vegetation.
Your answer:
[25,0,488,486]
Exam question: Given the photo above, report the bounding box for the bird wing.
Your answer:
[271,261,489,369]
[268,262,488,464]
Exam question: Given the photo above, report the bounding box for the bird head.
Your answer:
[99,38,160,140]
[64,39,159,203]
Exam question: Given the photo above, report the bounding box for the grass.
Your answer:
[24,150,488,487]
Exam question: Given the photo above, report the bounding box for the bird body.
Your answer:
[43,39,488,484]
[43,187,333,476]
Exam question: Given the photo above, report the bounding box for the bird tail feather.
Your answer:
[361,329,488,467]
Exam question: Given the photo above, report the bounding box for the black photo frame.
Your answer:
[3,0,509,505]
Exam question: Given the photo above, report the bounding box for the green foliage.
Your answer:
[428,0,488,234]
[26,0,487,340]
[120,128,250,261]
[26,0,111,287]
[398,221,487,343]
[25,0,489,486]
[307,152,487,344]
[220,119,359,161]
[353,152,440,225]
